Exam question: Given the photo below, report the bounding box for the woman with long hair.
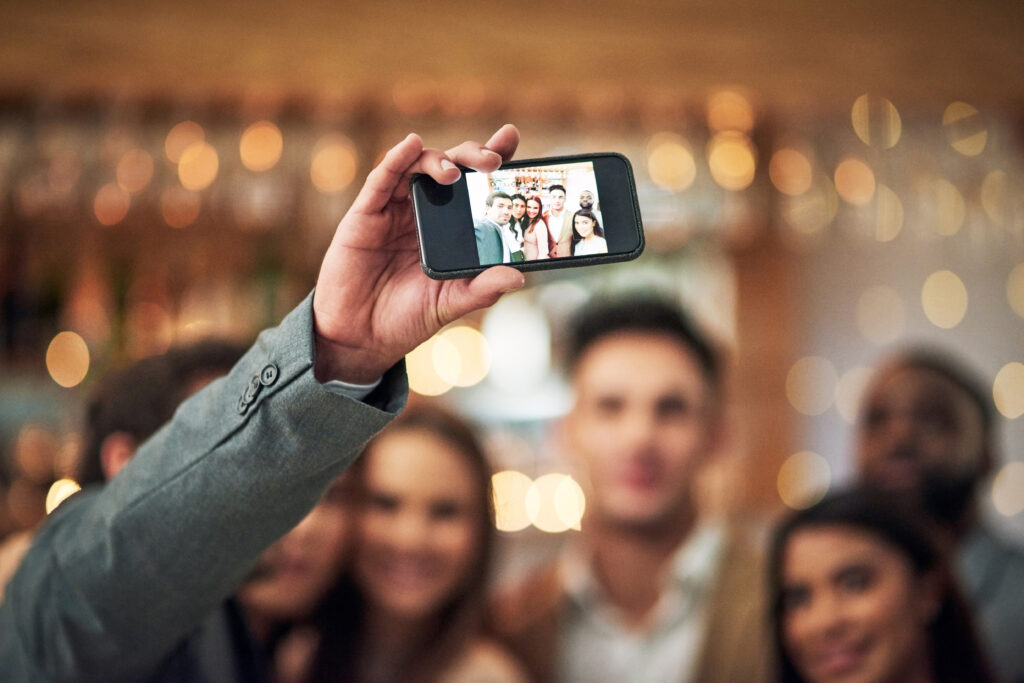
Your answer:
[521,195,551,260]
[302,405,527,683]
[570,209,607,256]
[769,487,994,683]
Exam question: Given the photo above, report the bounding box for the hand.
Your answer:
[312,125,525,384]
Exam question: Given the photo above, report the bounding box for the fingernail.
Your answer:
[440,159,457,171]
[483,150,502,163]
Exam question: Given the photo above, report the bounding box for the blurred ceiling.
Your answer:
[2,0,1024,116]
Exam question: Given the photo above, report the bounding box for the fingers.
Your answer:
[350,133,424,214]
[445,123,520,172]
[352,124,521,212]
[442,266,526,324]
[483,123,520,161]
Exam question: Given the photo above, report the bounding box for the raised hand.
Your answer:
[312,125,525,384]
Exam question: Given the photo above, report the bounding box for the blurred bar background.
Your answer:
[1,0,1022,576]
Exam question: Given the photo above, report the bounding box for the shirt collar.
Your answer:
[560,520,726,615]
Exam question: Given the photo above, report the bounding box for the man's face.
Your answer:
[578,190,594,209]
[550,190,565,212]
[856,363,986,499]
[566,332,718,531]
[486,197,512,225]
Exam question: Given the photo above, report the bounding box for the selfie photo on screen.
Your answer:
[468,162,608,266]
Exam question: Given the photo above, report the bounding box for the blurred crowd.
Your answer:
[1,126,1022,683]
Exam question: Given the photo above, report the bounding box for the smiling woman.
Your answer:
[300,405,528,683]
[768,487,995,683]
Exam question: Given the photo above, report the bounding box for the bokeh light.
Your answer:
[851,94,902,149]
[921,270,968,329]
[943,102,987,156]
[707,90,755,133]
[981,170,1009,227]
[992,362,1024,419]
[707,132,757,191]
[160,186,201,228]
[392,77,439,115]
[406,336,453,396]
[45,478,81,514]
[433,326,490,388]
[856,285,905,345]
[116,148,154,194]
[239,120,284,172]
[777,451,832,510]
[780,175,839,237]
[647,132,697,192]
[786,356,839,416]
[834,157,875,205]
[125,302,174,358]
[925,178,965,236]
[93,183,131,225]
[165,121,205,163]
[46,331,90,388]
[874,184,903,242]
[991,462,1024,517]
[1008,263,1024,320]
[178,141,219,191]
[492,470,534,532]
[525,473,586,533]
[311,133,358,194]
[769,147,813,196]
[835,366,874,424]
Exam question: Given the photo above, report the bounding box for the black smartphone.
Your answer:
[411,153,644,279]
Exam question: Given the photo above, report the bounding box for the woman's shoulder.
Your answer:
[440,636,531,683]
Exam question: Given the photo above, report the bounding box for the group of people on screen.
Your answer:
[474,185,608,265]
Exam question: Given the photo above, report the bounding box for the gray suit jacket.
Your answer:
[0,293,407,682]
[958,524,1024,683]
[474,217,504,265]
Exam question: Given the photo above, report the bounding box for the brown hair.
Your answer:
[306,404,496,683]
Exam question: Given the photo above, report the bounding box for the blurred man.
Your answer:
[495,295,771,683]
[0,125,526,682]
[544,184,574,258]
[855,350,1024,683]
[475,191,512,265]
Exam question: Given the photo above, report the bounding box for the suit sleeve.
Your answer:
[0,291,408,682]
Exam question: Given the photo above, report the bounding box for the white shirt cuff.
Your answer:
[321,376,383,401]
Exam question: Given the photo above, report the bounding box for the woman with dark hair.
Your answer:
[521,195,551,260]
[769,487,995,683]
[570,209,607,256]
[300,405,527,683]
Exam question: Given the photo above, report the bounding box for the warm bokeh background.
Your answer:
[2,1,1023,570]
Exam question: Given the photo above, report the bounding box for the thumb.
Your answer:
[441,267,525,324]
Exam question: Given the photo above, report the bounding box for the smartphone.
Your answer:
[411,153,644,279]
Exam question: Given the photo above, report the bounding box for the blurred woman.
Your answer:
[769,487,994,683]
[570,209,607,256]
[237,475,355,682]
[303,406,528,683]
[522,195,551,260]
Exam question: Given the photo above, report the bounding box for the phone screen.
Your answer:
[412,153,644,279]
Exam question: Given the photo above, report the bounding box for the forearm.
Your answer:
[0,292,407,681]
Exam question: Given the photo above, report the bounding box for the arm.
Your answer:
[0,126,525,682]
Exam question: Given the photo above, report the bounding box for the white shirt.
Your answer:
[499,221,523,263]
[573,236,608,257]
[557,523,725,683]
